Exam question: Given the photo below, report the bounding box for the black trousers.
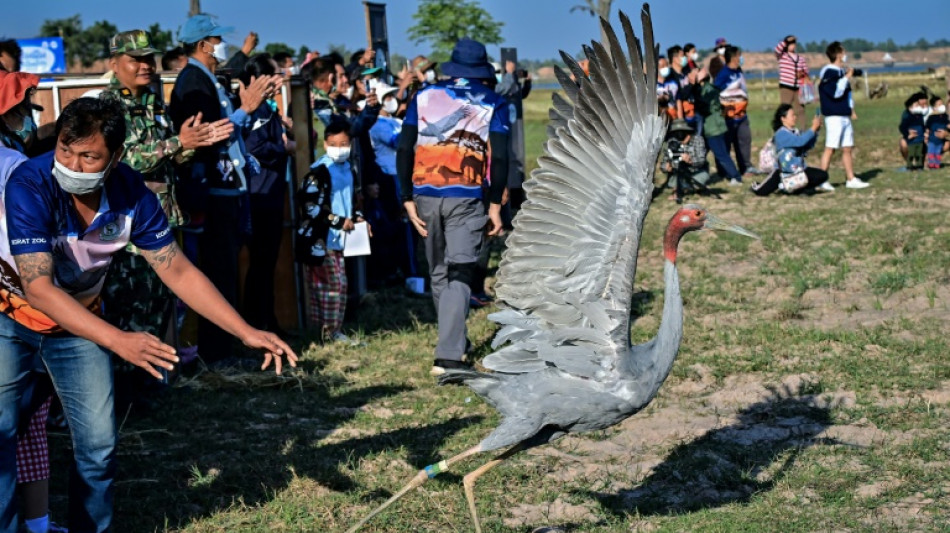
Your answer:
[752,167,828,196]
[197,195,245,363]
[243,202,284,330]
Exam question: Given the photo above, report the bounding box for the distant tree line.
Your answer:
[771,37,950,55]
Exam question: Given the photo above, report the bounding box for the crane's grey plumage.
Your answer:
[347,6,759,532]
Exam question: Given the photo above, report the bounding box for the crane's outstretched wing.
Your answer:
[485,6,667,382]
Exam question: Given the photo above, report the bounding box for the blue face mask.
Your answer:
[680,56,688,67]
[14,115,36,143]
[739,56,745,66]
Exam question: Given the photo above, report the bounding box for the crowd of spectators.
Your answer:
[0,14,535,529]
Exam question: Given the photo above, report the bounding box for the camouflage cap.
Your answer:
[110,30,159,57]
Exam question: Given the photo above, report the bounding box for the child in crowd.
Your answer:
[298,121,367,344]
[925,95,948,169]
[899,92,928,170]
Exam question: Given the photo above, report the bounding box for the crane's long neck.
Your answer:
[625,223,685,406]
[647,259,683,395]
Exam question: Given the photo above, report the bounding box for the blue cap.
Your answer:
[441,38,494,80]
[177,15,234,44]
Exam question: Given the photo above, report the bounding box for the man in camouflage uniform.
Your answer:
[99,30,232,361]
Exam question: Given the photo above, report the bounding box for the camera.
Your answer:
[852,68,864,77]
[665,138,688,171]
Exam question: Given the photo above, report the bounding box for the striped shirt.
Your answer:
[774,41,809,89]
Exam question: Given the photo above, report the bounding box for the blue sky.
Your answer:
[2,0,948,60]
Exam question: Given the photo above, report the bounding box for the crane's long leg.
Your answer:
[345,443,485,533]
[462,442,525,533]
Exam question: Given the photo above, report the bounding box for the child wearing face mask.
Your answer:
[899,92,928,170]
[925,96,948,169]
[299,120,366,344]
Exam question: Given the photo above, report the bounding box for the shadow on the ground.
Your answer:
[858,168,884,182]
[50,374,482,531]
[586,383,847,517]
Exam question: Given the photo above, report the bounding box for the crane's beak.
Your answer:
[703,213,760,240]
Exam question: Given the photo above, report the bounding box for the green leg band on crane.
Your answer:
[424,460,449,478]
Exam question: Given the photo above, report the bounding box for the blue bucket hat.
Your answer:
[440,38,494,80]
[178,14,234,44]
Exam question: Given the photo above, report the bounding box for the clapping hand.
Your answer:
[179,112,235,149]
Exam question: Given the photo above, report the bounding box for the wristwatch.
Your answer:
[328,214,339,225]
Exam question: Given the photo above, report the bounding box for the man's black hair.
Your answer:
[323,120,350,140]
[905,92,927,108]
[183,41,199,56]
[929,95,942,107]
[323,51,344,67]
[55,97,127,154]
[161,47,186,70]
[683,43,696,53]
[724,45,741,64]
[273,52,293,66]
[667,45,683,60]
[826,41,843,62]
[349,50,365,65]
[0,39,22,71]
[307,57,336,81]
[240,53,276,85]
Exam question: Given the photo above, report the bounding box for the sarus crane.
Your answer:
[347,5,759,532]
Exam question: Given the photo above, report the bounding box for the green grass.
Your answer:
[46,73,950,532]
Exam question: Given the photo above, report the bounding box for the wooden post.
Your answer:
[288,75,314,330]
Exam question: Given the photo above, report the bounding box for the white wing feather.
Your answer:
[484,7,667,381]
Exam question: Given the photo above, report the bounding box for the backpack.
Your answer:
[758,137,778,173]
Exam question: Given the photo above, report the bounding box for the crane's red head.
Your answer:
[663,204,759,263]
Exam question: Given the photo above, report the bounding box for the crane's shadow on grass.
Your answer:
[586,383,847,517]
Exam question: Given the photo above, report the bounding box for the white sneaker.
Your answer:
[818,181,835,192]
[727,178,743,187]
[845,178,870,189]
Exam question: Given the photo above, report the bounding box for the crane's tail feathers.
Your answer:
[437,369,496,387]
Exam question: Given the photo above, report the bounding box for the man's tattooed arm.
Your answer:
[13,252,54,287]
[141,241,180,272]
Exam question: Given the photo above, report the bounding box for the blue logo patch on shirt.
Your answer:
[99,222,121,241]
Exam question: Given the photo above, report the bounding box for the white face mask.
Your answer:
[343,86,354,100]
[424,70,436,83]
[206,40,227,63]
[913,106,931,115]
[690,52,699,61]
[326,146,351,164]
[935,105,947,114]
[716,47,726,56]
[659,67,670,78]
[52,154,116,195]
[383,98,399,114]
[841,54,848,63]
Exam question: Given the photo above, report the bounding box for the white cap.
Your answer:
[374,83,399,100]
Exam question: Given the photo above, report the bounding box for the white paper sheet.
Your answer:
[343,221,372,257]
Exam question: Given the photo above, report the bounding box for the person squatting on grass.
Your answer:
[0,97,296,533]
[817,41,869,189]
[924,95,949,169]
[752,104,831,196]
[899,92,929,170]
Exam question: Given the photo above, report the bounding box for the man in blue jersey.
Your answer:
[0,98,295,533]
[397,38,510,376]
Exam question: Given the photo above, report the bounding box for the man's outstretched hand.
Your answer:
[241,328,298,374]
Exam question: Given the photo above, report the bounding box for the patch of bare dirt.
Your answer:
[504,498,599,529]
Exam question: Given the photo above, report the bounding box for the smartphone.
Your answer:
[367,78,377,92]
[815,107,821,117]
